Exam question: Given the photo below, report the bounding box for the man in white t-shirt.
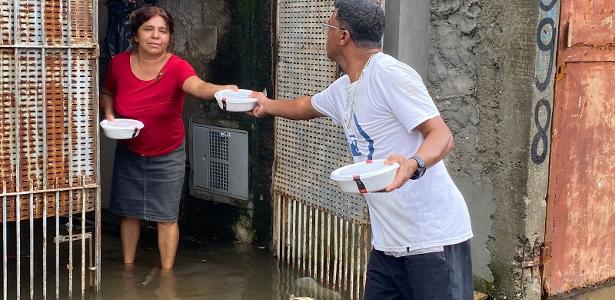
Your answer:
[250,1,473,299]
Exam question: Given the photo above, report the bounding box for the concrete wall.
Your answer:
[426,0,539,298]
[389,0,544,298]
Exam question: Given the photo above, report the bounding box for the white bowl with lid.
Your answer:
[214,89,258,112]
[100,119,144,140]
[330,159,400,194]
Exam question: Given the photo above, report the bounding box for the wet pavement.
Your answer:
[549,281,615,300]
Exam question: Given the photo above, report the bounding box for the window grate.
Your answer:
[208,161,229,191]
[208,131,229,161]
[192,124,248,200]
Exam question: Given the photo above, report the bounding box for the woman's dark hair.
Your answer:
[128,6,174,49]
[334,0,384,48]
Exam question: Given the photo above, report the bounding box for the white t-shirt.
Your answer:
[311,52,473,252]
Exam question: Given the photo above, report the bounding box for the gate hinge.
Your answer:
[522,243,551,268]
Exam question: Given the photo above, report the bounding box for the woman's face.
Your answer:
[135,15,170,55]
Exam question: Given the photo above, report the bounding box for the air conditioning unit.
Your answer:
[191,124,249,201]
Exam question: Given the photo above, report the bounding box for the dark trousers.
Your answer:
[364,239,473,300]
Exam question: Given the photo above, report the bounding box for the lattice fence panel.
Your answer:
[0,0,98,220]
[274,0,367,224]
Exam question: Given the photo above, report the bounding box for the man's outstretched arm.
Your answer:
[250,92,324,120]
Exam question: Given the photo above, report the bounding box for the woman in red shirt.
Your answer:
[101,6,236,269]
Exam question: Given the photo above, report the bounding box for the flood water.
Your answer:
[3,221,613,299]
[97,234,292,299]
[1,220,341,300]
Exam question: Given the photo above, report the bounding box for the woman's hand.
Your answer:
[105,114,115,122]
[221,85,238,92]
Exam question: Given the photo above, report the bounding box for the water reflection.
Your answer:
[98,236,292,299]
[0,226,345,299]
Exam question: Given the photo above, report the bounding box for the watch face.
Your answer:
[410,156,426,180]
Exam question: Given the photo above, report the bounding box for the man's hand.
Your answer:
[384,154,418,192]
[248,91,270,118]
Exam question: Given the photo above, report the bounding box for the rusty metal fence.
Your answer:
[272,1,372,299]
[0,0,100,298]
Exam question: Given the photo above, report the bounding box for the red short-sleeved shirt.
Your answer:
[104,51,196,156]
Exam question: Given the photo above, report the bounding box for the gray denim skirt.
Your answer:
[109,142,185,222]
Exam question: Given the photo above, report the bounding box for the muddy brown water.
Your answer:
[1,222,340,300]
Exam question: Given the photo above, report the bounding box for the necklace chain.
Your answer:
[344,53,377,131]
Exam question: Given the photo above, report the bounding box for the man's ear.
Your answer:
[339,30,351,46]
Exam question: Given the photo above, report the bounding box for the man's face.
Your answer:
[325,10,345,61]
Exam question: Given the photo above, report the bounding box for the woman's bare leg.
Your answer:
[121,217,141,264]
[157,221,179,269]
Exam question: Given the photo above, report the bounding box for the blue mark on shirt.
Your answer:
[349,134,362,156]
[352,114,375,160]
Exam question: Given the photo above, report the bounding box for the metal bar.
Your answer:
[29,184,34,299]
[297,201,302,270]
[0,44,97,49]
[302,201,306,273]
[296,200,301,270]
[56,6,65,300]
[92,0,102,289]
[313,206,317,278]
[54,232,91,243]
[81,179,86,297]
[320,209,324,284]
[68,189,73,298]
[88,234,93,287]
[40,0,47,191]
[281,196,285,263]
[355,224,367,299]
[288,199,292,266]
[315,208,320,282]
[289,197,294,266]
[333,215,338,286]
[341,219,347,290]
[16,194,20,299]
[349,222,357,297]
[54,187,59,300]
[296,201,300,270]
[361,224,372,298]
[13,1,21,296]
[308,204,312,276]
[0,185,98,197]
[326,212,331,287]
[67,0,74,294]
[275,195,281,259]
[42,190,47,300]
[2,182,7,300]
[41,0,48,295]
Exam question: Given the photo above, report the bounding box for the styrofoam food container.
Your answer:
[100,119,144,140]
[330,159,400,194]
[214,89,258,112]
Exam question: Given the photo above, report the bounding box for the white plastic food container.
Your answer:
[214,89,258,112]
[100,119,144,140]
[330,159,400,194]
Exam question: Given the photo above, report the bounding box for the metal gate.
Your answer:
[0,0,100,298]
[272,1,371,299]
[544,0,615,295]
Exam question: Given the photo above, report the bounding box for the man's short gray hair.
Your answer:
[334,0,385,48]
